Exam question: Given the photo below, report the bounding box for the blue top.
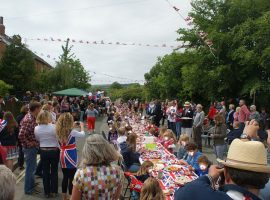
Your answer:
[120,142,140,169]
[174,176,232,200]
[185,151,202,172]
[195,167,209,177]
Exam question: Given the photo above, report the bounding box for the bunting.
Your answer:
[165,0,216,57]
[23,37,187,49]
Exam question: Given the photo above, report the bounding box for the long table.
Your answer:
[131,121,198,199]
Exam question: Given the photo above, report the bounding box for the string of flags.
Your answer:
[30,49,145,83]
[24,37,187,49]
[165,0,216,57]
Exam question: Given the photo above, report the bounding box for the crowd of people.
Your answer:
[0,93,269,200]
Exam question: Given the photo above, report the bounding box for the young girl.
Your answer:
[117,127,127,145]
[177,134,190,160]
[0,112,18,170]
[85,103,99,134]
[56,113,85,200]
[146,121,159,137]
[120,133,142,173]
[108,124,118,143]
[135,161,154,183]
[132,161,154,199]
[161,129,176,153]
[157,126,167,142]
[140,177,165,200]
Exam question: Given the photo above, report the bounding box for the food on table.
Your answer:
[165,164,183,172]
[174,176,192,185]
[154,163,165,171]
[141,151,162,159]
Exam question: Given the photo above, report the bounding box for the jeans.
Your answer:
[213,144,227,160]
[23,147,38,194]
[40,149,60,195]
[80,111,84,122]
[175,122,182,139]
[170,122,176,135]
[128,164,140,173]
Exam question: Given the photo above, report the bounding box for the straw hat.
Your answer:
[217,139,270,173]
[184,101,190,107]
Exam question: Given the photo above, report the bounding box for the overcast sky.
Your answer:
[0,0,192,85]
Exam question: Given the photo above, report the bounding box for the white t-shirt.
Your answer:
[168,106,177,122]
[34,124,58,148]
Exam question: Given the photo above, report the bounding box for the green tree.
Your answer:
[145,0,270,106]
[0,35,36,92]
[0,80,13,96]
[46,39,91,91]
[110,82,123,90]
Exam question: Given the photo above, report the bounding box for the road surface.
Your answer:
[14,116,108,200]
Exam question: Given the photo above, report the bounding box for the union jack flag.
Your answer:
[0,120,7,133]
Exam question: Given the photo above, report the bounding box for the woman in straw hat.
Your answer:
[174,138,270,200]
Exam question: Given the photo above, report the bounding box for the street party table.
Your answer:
[131,121,198,199]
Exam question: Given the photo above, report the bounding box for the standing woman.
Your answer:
[56,113,85,200]
[16,105,29,170]
[0,112,18,170]
[34,110,59,198]
[60,96,70,113]
[85,103,99,134]
[210,114,227,160]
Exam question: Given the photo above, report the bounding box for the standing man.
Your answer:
[238,99,250,130]
[153,100,162,127]
[193,104,205,152]
[19,102,41,195]
[181,102,194,137]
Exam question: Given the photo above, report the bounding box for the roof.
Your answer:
[52,88,89,96]
[0,34,53,69]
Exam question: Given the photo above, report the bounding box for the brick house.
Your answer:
[0,16,53,72]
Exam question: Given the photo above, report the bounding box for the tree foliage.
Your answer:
[0,80,13,96]
[145,0,270,105]
[35,39,91,92]
[110,84,144,101]
[0,35,36,92]
[109,82,123,90]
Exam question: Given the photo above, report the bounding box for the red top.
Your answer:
[208,106,218,120]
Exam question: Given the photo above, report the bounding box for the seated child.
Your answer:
[195,155,211,177]
[135,160,154,183]
[131,161,154,200]
[177,134,190,160]
[227,121,242,145]
[161,129,176,153]
[117,127,127,144]
[179,142,202,173]
[108,124,118,142]
[157,126,167,142]
[107,111,115,125]
[140,177,166,200]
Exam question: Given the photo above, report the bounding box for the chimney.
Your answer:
[0,17,5,35]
